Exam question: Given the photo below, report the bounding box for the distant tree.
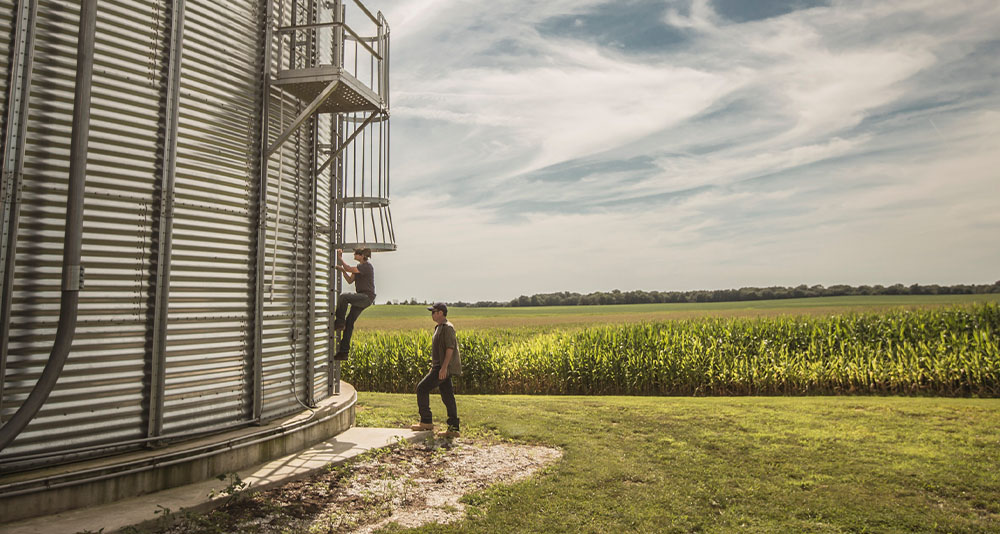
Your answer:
[486,281,999,308]
[885,283,906,295]
[827,284,852,296]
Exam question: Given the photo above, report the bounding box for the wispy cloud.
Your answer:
[369,0,1000,302]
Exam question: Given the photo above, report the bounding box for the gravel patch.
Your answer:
[154,437,561,534]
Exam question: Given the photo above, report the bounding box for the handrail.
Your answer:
[275,21,340,34]
[342,23,380,59]
[350,0,380,27]
[276,22,381,61]
[346,34,377,44]
[378,11,389,106]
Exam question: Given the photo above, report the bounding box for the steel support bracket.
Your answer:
[266,79,340,158]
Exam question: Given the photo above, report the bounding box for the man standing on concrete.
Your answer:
[333,247,375,360]
[411,302,461,437]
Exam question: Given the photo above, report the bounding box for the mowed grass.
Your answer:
[359,295,1000,331]
[342,296,1000,532]
[357,393,1000,534]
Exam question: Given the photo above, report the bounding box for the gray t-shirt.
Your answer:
[355,262,375,300]
[431,321,462,376]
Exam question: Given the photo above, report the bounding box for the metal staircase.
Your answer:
[266,0,388,155]
[265,0,393,249]
[262,0,394,395]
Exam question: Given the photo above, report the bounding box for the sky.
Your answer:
[357,0,1000,303]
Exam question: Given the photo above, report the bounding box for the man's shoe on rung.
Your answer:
[334,321,346,331]
[333,350,349,360]
[410,422,434,431]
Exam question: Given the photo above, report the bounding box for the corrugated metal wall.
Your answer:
[2,0,165,456]
[260,0,318,419]
[260,94,313,419]
[315,113,333,396]
[257,0,342,418]
[0,0,16,428]
[162,0,259,436]
[0,1,11,157]
[0,0,339,462]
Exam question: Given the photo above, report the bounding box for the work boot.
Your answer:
[437,429,460,439]
[333,350,349,360]
[409,422,434,431]
[334,320,346,331]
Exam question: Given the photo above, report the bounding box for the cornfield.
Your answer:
[342,304,1000,396]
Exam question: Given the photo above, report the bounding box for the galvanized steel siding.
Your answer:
[1,0,166,456]
[162,0,259,434]
[258,0,325,418]
[0,1,11,156]
[315,115,334,396]
[0,0,341,462]
[261,90,315,419]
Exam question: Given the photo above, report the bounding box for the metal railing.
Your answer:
[272,0,389,105]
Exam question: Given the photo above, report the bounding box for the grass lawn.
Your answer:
[360,295,1000,331]
[357,392,1000,533]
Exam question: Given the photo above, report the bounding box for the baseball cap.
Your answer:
[427,302,448,314]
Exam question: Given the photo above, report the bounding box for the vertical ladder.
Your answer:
[0,0,40,415]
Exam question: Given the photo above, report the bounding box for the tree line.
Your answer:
[386,281,1000,308]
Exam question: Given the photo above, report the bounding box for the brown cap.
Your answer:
[427,302,448,315]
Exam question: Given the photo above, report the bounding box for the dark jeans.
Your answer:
[334,292,371,352]
[416,366,459,431]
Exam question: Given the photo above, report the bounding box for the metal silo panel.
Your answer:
[1,0,166,457]
[314,200,332,397]
[261,0,320,420]
[261,97,313,419]
[0,0,11,147]
[162,0,259,434]
[2,0,344,460]
[314,114,334,397]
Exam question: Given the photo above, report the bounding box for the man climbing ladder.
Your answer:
[334,248,376,360]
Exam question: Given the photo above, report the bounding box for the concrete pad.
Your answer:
[1,384,359,524]
[1,427,430,534]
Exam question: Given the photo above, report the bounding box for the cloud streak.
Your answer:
[369,0,1000,302]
